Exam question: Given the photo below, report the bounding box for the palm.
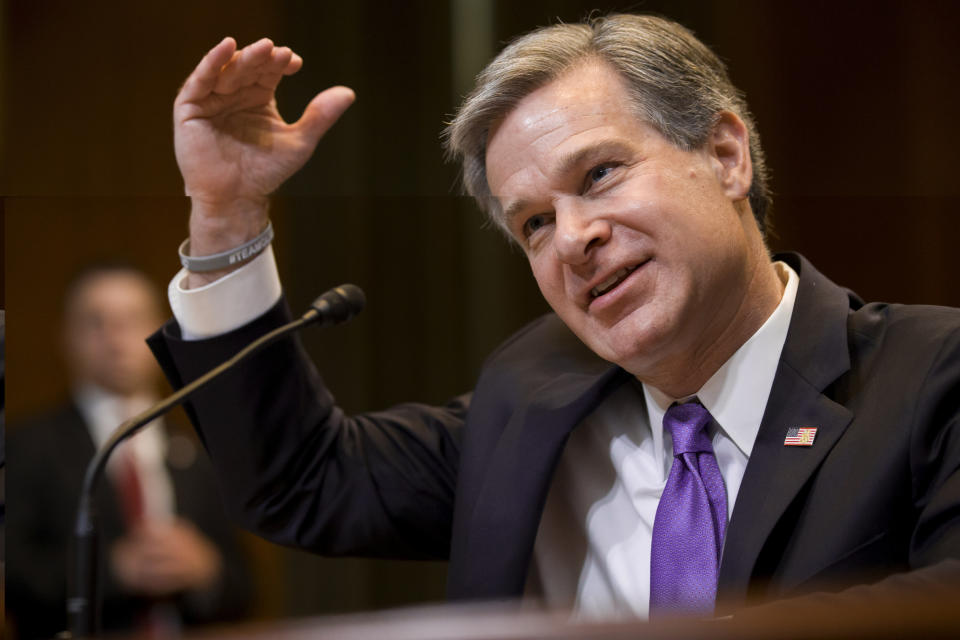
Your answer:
[176,98,307,203]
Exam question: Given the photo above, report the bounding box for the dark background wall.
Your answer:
[4,0,959,624]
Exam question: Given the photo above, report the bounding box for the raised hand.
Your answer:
[173,37,354,283]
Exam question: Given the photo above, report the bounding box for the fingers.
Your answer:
[294,85,356,144]
[113,523,221,594]
[254,46,298,93]
[284,51,304,75]
[177,36,237,105]
[177,37,306,109]
[214,37,275,94]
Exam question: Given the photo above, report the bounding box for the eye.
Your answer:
[590,165,613,182]
[522,213,549,238]
[583,163,619,192]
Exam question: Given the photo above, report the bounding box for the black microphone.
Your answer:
[65,284,365,639]
[304,283,366,327]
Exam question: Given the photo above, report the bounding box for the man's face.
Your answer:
[485,61,760,381]
[64,272,163,396]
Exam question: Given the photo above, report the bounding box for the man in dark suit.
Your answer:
[7,266,252,639]
[149,14,959,619]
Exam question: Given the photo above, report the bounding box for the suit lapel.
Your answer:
[454,361,629,597]
[717,254,856,611]
[717,360,853,610]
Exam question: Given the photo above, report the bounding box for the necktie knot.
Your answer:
[664,401,713,455]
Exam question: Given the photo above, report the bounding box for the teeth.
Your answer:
[591,266,635,298]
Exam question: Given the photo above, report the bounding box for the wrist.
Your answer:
[186,197,270,288]
[189,197,270,251]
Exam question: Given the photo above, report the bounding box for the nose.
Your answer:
[553,198,611,265]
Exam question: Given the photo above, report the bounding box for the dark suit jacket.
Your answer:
[7,404,253,639]
[147,253,960,612]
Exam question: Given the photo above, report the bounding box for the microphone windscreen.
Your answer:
[310,284,366,326]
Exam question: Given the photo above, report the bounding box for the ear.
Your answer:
[707,111,752,202]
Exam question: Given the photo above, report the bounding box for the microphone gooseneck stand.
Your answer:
[65,284,365,638]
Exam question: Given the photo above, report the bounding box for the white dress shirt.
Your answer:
[74,384,176,522]
[169,250,798,619]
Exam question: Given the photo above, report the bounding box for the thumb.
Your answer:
[295,85,356,144]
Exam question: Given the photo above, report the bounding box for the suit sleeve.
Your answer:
[147,297,468,560]
[907,320,960,565]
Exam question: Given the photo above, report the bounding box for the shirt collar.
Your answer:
[73,383,165,460]
[642,260,799,459]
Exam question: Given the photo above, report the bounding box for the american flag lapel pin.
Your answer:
[784,426,818,446]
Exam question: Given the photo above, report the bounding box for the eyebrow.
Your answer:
[555,139,636,178]
[503,198,531,225]
[501,139,637,224]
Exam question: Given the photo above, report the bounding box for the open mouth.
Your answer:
[590,264,641,299]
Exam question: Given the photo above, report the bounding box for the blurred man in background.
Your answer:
[7,265,252,639]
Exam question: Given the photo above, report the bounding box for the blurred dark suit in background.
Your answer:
[6,267,253,639]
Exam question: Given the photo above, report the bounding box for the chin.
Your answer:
[581,309,678,374]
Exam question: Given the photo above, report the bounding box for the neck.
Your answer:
[643,252,785,399]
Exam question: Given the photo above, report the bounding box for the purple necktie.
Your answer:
[650,402,728,617]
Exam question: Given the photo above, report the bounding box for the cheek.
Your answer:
[652,193,740,264]
[529,256,567,308]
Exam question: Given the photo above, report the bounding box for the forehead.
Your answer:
[68,272,159,318]
[489,61,637,150]
[484,61,655,215]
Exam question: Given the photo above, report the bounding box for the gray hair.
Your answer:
[444,14,771,238]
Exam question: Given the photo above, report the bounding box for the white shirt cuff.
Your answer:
[168,245,282,341]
